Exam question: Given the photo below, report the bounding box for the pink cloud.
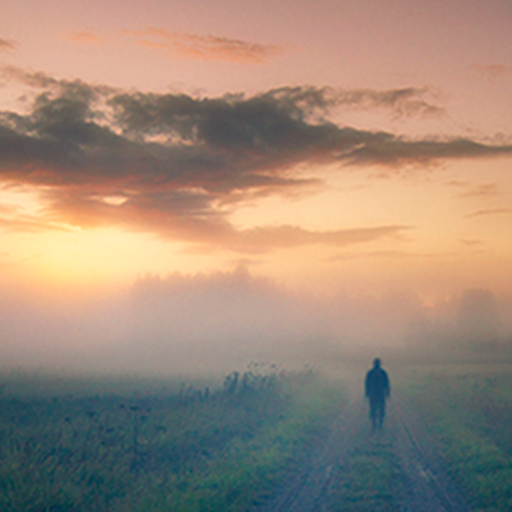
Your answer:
[124,28,282,64]
[66,31,105,44]
[0,37,16,51]
[466,208,511,218]
[469,64,512,80]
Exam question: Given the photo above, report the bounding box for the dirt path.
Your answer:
[252,396,470,512]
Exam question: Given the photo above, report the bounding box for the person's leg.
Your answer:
[380,400,386,428]
[370,401,378,431]
[378,403,383,429]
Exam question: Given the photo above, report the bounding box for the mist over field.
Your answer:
[1,266,511,377]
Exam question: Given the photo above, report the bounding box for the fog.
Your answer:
[1,266,512,377]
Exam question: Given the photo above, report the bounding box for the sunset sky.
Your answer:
[1,0,512,303]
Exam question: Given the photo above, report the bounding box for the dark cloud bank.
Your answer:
[1,69,512,252]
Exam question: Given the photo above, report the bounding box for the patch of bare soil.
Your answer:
[251,397,470,512]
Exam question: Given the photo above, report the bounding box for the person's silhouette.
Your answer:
[365,358,390,431]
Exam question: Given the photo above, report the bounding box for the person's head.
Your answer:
[373,358,381,368]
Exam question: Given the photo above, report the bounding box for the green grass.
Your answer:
[404,371,512,512]
[327,430,402,512]
[0,369,344,512]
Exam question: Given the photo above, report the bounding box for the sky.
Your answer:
[1,0,512,371]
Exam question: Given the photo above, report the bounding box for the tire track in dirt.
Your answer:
[391,399,470,512]
[252,397,470,512]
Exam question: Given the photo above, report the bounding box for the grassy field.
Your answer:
[4,360,512,512]
[0,367,343,512]
[403,368,512,512]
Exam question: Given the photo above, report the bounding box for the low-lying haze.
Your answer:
[1,266,511,377]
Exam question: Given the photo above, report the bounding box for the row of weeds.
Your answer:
[404,371,512,512]
[0,367,343,512]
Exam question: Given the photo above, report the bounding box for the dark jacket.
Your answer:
[365,367,390,402]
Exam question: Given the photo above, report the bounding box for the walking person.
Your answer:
[365,358,390,431]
